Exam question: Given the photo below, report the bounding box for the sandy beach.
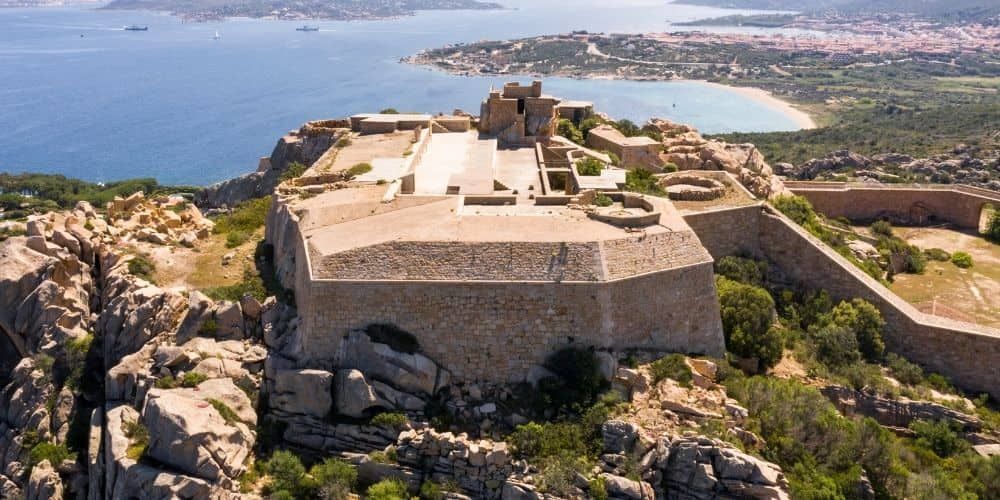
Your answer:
[697,80,817,130]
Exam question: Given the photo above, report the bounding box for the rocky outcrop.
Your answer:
[197,121,345,208]
[26,459,63,500]
[648,118,782,198]
[820,385,981,432]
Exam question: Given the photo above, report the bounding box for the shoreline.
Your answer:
[407,59,819,131]
[696,80,817,130]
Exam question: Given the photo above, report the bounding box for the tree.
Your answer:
[716,277,781,370]
[557,119,584,145]
[772,195,818,226]
[986,209,1000,244]
[715,256,768,287]
[613,119,641,137]
[811,324,861,368]
[827,299,885,362]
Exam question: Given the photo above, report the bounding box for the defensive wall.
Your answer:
[787,182,1000,230]
[680,202,1000,399]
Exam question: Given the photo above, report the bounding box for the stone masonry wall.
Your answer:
[788,185,1000,230]
[298,263,725,382]
[757,210,1000,399]
[681,205,763,261]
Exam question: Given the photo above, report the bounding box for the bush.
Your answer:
[588,476,609,500]
[985,209,1000,243]
[127,254,156,282]
[557,119,584,145]
[541,347,609,412]
[951,251,973,268]
[370,412,407,431]
[536,453,589,496]
[715,256,767,287]
[827,299,886,362]
[207,398,242,426]
[579,117,606,138]
[336,137,352,148]
[180,371,207,388]
[649,354,692,387]
[29,441,74,469]
[204,267,267,302]
[214,196,270,236]
[366,479,409,500]
[911,419,967,458]
[594,193,613,207]
[419,481,445,500]
[365,323,419,353]
[716,277,781,370]
[380,108,399,114]
[262,450,307,496]
[772,195,817,226]
[810,324,861,368]
[123,421,149,460]
[924,248,950,261]
[885,352,925,386]
[870,220,894,237]
[510,421,592,461]
[612,119,641,137]
[310,458,356,500]
[575,157,604,176]
[369,447,397,464]
[624,168,664,196]
[155,375,179,389]
[347,163,372,178]
[279,161,307,182]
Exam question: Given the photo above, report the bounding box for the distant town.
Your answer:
[96,0,502,22]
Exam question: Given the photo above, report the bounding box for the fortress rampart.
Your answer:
[786,182,1000,229]
[680,203,1000,399]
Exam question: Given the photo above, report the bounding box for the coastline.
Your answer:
[695,80,816,130]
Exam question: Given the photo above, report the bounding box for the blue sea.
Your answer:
[0,0,812,185]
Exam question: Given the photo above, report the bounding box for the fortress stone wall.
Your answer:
[787,183,1000,230]
[297,263,725,382]
[680,203,1000,399]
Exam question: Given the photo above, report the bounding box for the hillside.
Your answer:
[101,0,502,20]
[676,0,1000,17]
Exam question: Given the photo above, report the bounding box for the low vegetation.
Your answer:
[346,162,373,178]
[126,253,156,283]
[623,168,665,196]
[279,161,307,182]
[593,192,613,207]
[258,450,357,499]
[123,420,149,460]
[369,412,407,431]
[212,196,271,249]
[207,398,242,426]
[366,479,409,500]
[204,266,268,302]
[951,251,974,268]
[575,157,604,176]
[648,353,692,387]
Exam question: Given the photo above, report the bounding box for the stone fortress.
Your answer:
[265,81,1000,397]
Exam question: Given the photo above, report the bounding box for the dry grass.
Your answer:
[150,229,261,290]
[889,227,1000,328]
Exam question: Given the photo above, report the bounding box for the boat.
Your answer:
[123,25,148,31]
[213,30,221,40]
[295,25,319,32]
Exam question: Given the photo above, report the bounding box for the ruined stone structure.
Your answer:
[587,124,663,170]
[786,182,1000,230]
[478,81,559,146]
[267,83,728,384]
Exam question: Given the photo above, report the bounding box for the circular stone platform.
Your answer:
[660,175,727,201]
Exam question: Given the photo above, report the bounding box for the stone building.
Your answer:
[587,124,664,170]
[266,83,728,384]
[478,81,560,146]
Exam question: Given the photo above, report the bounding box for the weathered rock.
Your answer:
[334,369,379,418]
[820,385,981,432]
[338,331,447,396]
[600,472,652,500]
[213,301,245,340]
[25,459,63,500]
[602,420,639,455]
[271,369,333,418]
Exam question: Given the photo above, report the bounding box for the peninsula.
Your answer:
[100,0,502,22]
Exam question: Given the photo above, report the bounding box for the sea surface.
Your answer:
[0,0,815,185]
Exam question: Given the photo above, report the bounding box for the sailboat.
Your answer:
[213,30,221,40]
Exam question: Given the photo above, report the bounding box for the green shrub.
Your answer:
[985,209,1000,243]
[155,375,179,389]
[204,267,267,302]
[207,398,241,426]
[827,299,886,362]
[279,161,307,182]
[380,108,399,114]
[127,254,156,282]
[536,453,588,496]
[199,317,219,336]
[579,117,606,138]
[924,248,950,261]
[542,347,609,412]
[213,196,271,237]
[510,421,592,461]
[624,168,664,196]
[557,119,584,145]
[366,479,409,500]
[370,412,407,431]
[419,481,445,500]
[594,193,613,207]
[347,163,373,178]
[575,157,604,176]
[588,476,609,500]
[365,323,419,353]
[369,447,397,464]
[337,137,352,148]
[29,441,74,469]
[123,421,149,460]
[309,458,356,500]
[885,353,925,386]
[715,255,767,287]
[181,371,208,388]
[716,277,781,371]
[810,324,861,368]
[911,419,967,458]
[951,251,973,268]
[612,119,641,137]
[870,220,894,237]
[262,450,308,496]
[662,162,679,173]
[649,354,692,387]
[772,195,817,226]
